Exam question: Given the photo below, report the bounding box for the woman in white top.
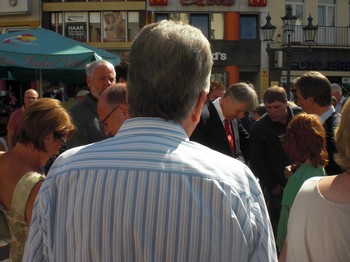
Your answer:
[280,98,350,261]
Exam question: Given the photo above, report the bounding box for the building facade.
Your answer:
[0,0,350,100]
[265,0,350,98]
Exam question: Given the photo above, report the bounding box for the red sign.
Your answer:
[181,0,234,6]
[150,0,167,5]
[248,0,266,6]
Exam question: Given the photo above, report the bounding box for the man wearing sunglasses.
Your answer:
[97,83,128,136]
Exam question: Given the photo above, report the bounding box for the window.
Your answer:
[240,15,258,40]
[65,12,88,42]
[103,11,126,42]
[155,14,168,22]
[191,14,209,38]
[318,0,335,26]
[50,13,63,34]
[127,12,140,41]
[154,12,223,40]
[89,12,101,42]
[286,0,304,25]
[49,11,142,42]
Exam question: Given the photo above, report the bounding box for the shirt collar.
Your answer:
[212,98,225,123]
[319,106,335,123]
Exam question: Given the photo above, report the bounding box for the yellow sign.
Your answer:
[261,69,268,97]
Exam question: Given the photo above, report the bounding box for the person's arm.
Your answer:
[6,128,15,151]
[279,239,287,262]
[238,120,250,162]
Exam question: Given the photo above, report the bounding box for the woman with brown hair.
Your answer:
[276,113,328,254]
[0,98,75,261]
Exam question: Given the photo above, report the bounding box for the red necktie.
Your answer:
[224,119,235,157]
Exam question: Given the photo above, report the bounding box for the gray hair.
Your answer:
[86,60,115,77]
[103,83,127,109]
[223,82,258,111]
[127,20,213,122]
[331,83,342,95]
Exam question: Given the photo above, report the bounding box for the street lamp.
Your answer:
[260,5,318,100]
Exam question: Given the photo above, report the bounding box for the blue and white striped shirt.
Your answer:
[24,117,277,261]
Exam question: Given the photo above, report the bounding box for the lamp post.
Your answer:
[260,5,318,100]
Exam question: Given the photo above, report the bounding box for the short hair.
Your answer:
[334,99,350,171]
[17,98,75,152]
[209,80,226,94]
[86,60,115,78]
[115,61,129,82]
[263,86,287,104]
[283,113,328,167]
[223,82,258,111]
[293,71,332,107]
[102,83,127,108]
[253,103,267,117]
[331,83,342,95]
[127,20,213,122]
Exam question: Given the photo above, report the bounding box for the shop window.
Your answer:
[240,15,258,40]
[103,11,126,42]
[89,12,101,42]
[127,12,140,41]
[65,12,88,42]
[50,12,63,34]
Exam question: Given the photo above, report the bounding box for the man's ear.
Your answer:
[192,90,207,124]
[181,90,207,137]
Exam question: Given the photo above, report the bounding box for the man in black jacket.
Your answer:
[249,86,302,235]
[191,82,258,163]
[294,71,342,176]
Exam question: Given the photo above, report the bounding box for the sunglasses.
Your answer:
[53,132,67,148]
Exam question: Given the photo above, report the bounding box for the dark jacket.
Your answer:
[324,111,342,176]
[190,101,250,162]
[67,94,108,149]
[249,105,302,191]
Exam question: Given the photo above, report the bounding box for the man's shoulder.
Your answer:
[325,111,341,127]
[289,105,303,115]
[69,97,96,117]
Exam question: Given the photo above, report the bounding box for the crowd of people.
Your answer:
[0,20,349,261]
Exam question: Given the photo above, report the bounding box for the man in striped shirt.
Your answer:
[24,20,277,261]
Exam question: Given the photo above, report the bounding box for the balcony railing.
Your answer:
[282,25,350,47]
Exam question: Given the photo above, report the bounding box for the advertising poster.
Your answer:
[103,11,126,42]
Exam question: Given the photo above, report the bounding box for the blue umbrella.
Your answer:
[0,28,120,84]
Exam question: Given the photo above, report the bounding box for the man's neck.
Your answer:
[310,105,332,116]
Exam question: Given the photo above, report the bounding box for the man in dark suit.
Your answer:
[190,82,258,163]
[294,71,342,176]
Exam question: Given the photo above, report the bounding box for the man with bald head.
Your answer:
[7,88,38,150]
[97,83,128,136]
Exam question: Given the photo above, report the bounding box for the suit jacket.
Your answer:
[324,111,342,176]
[190,101,250,162]
[66,94,109,149]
